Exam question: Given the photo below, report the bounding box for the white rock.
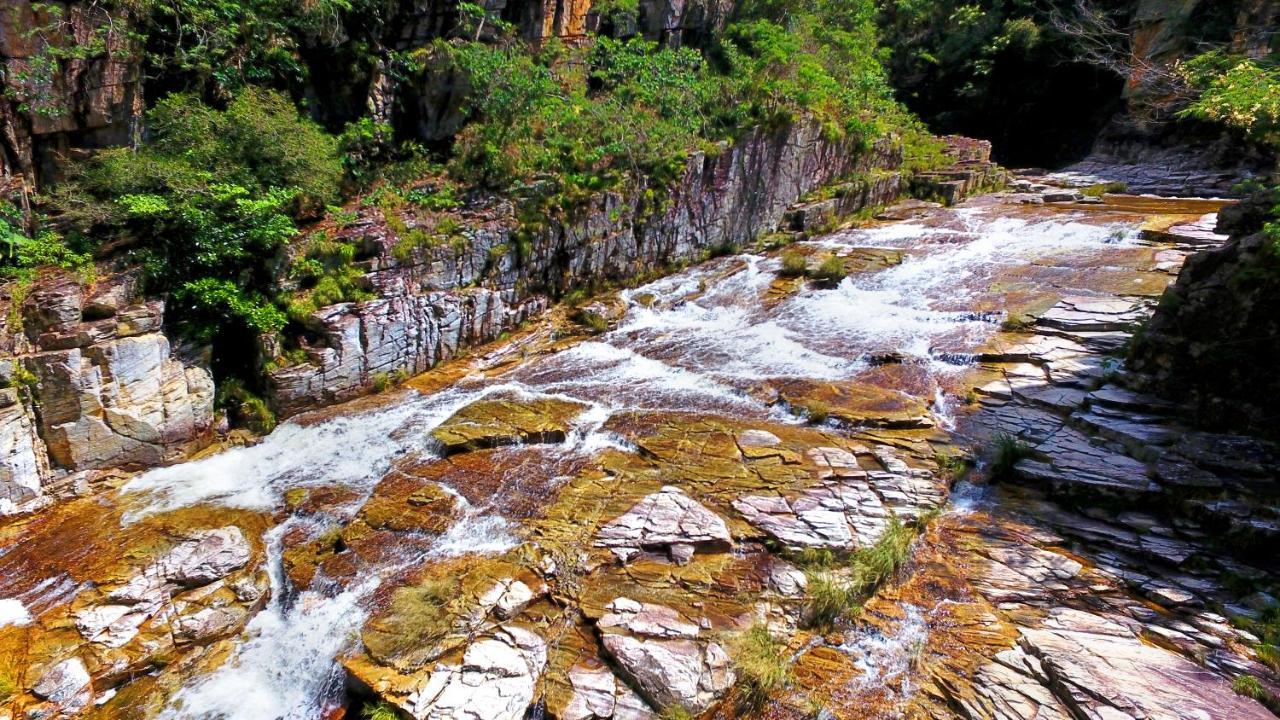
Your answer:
[408,626,547,720]
[32,657,93,712]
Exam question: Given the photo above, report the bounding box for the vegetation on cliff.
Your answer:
[3,0,934,419]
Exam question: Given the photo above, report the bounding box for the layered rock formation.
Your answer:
[0,272,215,514]
[1129,194,1280,440]
[269,124,907,416]
[0,0,141,181]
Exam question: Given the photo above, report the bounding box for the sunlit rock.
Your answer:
[406,626,547,720]
[594,486,732,564]
[561,662,656,720]
[598,597,734,715]
[32,657,93,714]
[430,396,587,454]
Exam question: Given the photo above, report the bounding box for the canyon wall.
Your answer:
[0,272,215,515]
[268,124,908,415]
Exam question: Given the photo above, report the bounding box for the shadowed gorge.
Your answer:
[0,1,1278,719]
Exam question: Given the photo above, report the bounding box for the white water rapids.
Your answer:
[114,206,1141,718]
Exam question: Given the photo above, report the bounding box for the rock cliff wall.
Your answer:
[0,272,215,515]
[269,123,907,415]
[1129,195,1280,439]
[0,0,142,183]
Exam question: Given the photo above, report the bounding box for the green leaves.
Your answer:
[175,278,287,339]
[1177,51,1280,148]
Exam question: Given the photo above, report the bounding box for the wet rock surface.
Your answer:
[4,186,1279,720]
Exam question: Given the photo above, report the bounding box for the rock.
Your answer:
[0,399,51,515]
[77,527,252,647]
[734,446,942,549]
[562,663,656,720]
[30,333,215,472]
[407,626,547,720]
[1018,607,1274,720]
[1042,190,1082,203]
[737,429,781,448]
[594,486,732,564]
[32,657,93,713]
[598,598,734,715]
[476,579,537,621]
[430,396,587,454]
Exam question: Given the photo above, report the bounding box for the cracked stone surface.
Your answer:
[594,485,732,563]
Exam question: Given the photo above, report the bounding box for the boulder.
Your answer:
[598,598,734,715]
[594,486,732,564]
[561,662,656,720]
[430,396,587,455]
[32,657,93,714]
[406,626,547,720]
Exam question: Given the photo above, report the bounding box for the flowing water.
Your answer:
[0,196,1220,718]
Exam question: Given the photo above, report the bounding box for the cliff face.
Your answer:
[1129,196,1280,439]
[268,124,908,415]
[0,0,142,182]
[0,272,215,515]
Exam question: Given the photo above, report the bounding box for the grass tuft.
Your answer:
[779,250,809,278]
[362,701,401,720]
[730,624,793,709]
[989,432,1033,481]
[808,254,847,285]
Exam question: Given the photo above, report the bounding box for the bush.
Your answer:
[730,624,792,708]
[1,200,91,279]
[217,378,277,435]
[809,254,847,285]
[778,250,808,277]
[989,432,1034,481]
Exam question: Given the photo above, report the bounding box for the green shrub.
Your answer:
[1178,51,1280,147]
[361,701,401,720]
[989,432,1034,481]
[779,250,808,277]
[809,254,847,285]
[217,378,277,434]
[730,624,792,708]
[933,449,967,479]
[0,201,91,279]
[0,670,15,701]
[1081,182,1127,198]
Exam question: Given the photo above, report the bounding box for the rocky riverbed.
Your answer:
[0,186,1276,720]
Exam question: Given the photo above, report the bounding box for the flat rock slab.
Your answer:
[1037,296,1146,333]
[776,380,934,429]
[594,486,732,564]
[733,446,943,549]
[1019,608,1274,720]
[598,598,734,715]
[430,396,588,454]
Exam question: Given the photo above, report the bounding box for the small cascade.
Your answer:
[838,605,930,696]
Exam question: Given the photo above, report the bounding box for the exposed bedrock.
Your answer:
[0,271,215,515]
